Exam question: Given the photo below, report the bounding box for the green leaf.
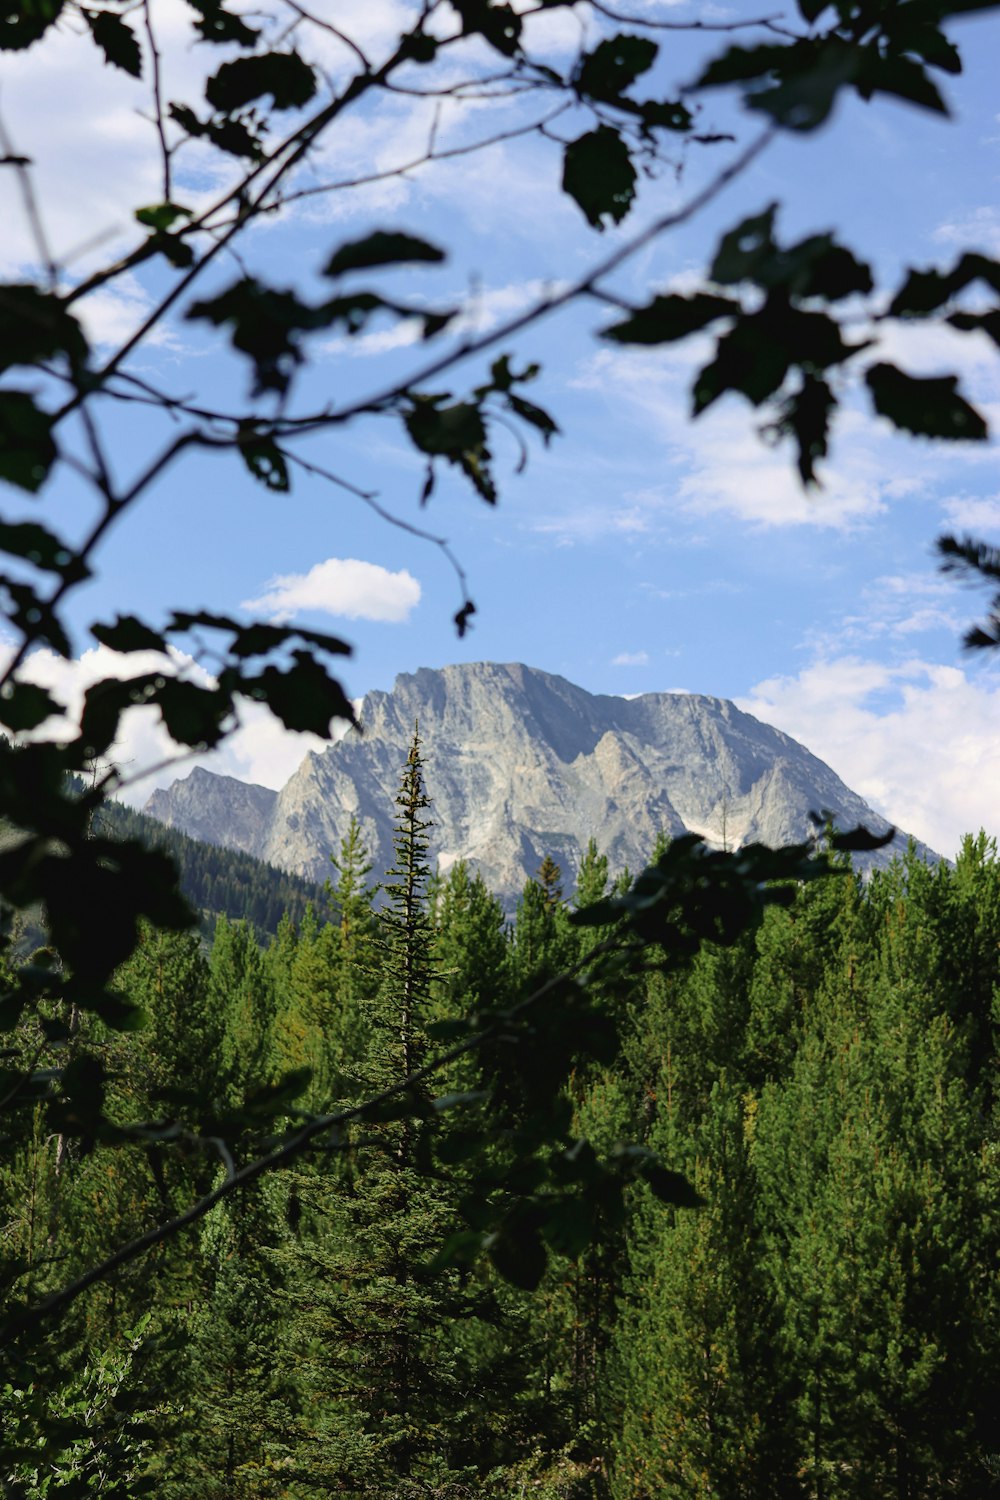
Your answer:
[183,0,258,44]
[205,50,316,112]
[0,284,88,371]
[866,362,988,440]
[575,34,658,101]
[856,50,948,115]
[238,651,356,735]
[0,391,57,492]
[324,230,445,278]
[135,202,191,231]
[238,428,290,491]
[155,678,232,747]
[0,0,64,50]
[641,1162,704,1207]
[91,615,168,654]
[487,1221,547,1290]
[85,10,142,77]
[507,393,559,444]
[763,373,836,485]
[404,397,496,502]
[710,205,778,284]
[0,520,85,579]
[0,681,61,732]
[169,102,264,161]
[562,126,636,230]
[948,308,1000,348]
[603,292,736,345]
[451,0,522,56]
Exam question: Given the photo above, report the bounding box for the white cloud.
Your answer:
[934,206,1000,257]
[941,493,1000,533]
[612,650,650,666]
[740,655,1000,860]
[243,557,421,623]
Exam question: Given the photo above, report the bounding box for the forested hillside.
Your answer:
[4,740,998,1497]
[95,800,327,940]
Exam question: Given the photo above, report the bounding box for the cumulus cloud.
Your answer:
[941,494,1000,533]
[739,655,1000,860]
[242,557,421,623]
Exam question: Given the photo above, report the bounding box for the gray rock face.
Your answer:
[145,662,934,906]
[145,765,277,856]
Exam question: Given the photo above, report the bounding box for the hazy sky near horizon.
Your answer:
[1,0,999,860]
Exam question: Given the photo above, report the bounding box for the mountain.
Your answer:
[145,662,935,906]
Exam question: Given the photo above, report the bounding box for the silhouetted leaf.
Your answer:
[404,397,496,502]
[0,681,61,732]
[91,616,168,654]
[184,0,258,44]
[604,292,736,344]
[763,373,835,484]
[0,391,56,492]
[238,428,290,491]
[324,230,445,277]
[562,126,636,229]
[0,520,85,579]
[205,50,316,113]
[0,285,87,371]
[0,0,64,50]
[85,10,142,76]
[239,651,356,735]
[576,34,657,100]
[866,362,988,439]
[826,822,896,852]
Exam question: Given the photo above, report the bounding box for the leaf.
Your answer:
[507,393,559,444]
[238,428,290,491]
[91,615,168,654]
[183,0,258,45]
[0,284,88,371]
[603,292,736,345]
[0,520,85,579]
[169,102,263,161]
[0,0,64,50]
[324,230,445,278]
[1,578,71,655]
[747,40,859,132]
[85,10,142,77]
[404,397,496,502]
[575,34,658,101]
[762,373,836,485]
[0,681,61,732]
[155,678,232,747]
[238,651,357,736]
[0,391,57,492]
[205,50,316,112]
[866,362,988,440]
[711,204,782,285]
[641,1162,704,1207]
[135,203,192,232]
[562,126,636,230]
[487,1221,547,1290]
[856,49,948,115]
[826,822,896,853]
[947,308,1000,349]
[451,0,522,56]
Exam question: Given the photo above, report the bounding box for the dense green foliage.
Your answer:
[3,732,999,1494]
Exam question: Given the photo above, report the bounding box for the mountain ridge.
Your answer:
[146,662,936,905]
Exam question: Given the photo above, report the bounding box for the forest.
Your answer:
[3,735,998,1497]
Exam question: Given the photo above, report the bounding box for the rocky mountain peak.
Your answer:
[145,662,934,907]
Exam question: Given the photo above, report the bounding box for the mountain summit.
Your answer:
[146,662,931,905]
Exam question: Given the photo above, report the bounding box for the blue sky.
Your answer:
[1,1,999,859]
